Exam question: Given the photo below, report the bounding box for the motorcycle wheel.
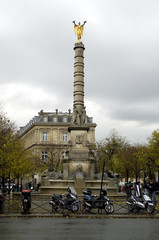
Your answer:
[0,206,3,214]
[0,201,4,214]
[71,203,79,213]
[146,204,155,214]
[128,205,134,212]
[105,203,114,214]
[83,203,91,212]
[23,203,29,214]
[24,209,28,214]
[52,205,58,213]
[55,204,64,214]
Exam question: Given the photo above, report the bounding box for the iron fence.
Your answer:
[1,195,159,216]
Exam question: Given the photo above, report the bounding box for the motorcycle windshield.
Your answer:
[68,187,77,196]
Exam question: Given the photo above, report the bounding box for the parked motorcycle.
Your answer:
[127,189,155,214]
[0,189,5,214]
[49,187,79,214]
[82,188,114,214]
[22,190,31,214]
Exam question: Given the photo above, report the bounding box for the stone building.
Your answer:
[18,108,96,175]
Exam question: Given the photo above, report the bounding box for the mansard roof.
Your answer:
[18,109,93,137]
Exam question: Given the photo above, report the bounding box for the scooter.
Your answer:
[127,189,155,214]
[83,188,114,214]
[22,190,31,214]
[49,187,79,214]
[0,189,5,214]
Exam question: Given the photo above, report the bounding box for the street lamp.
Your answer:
[98,150,108,214]
[99,150,108,197]
[100,160,106,197]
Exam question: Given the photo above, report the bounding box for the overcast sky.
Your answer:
[0,0,159,143]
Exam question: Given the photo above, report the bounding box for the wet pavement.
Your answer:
[0,218,159,240]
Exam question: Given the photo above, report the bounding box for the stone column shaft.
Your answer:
[73,42,85,113]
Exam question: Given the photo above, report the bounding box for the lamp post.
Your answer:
[100,150,109,195]
[100,159,106,198]
[98,150,108,214]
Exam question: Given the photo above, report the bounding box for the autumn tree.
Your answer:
[0,114,15,184]
[33,144,64,174]
[113,143,134,182]
[131,144,146,182]
[95,129,126,173]
[140,130,159,179]
[148,130,159,170]
[0,112,35,188]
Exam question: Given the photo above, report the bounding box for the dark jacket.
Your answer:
[149,181,158,194]
[125,183,133,195]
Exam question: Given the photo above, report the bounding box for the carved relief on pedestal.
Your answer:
[75,135,83,144]
[69,133,89,148]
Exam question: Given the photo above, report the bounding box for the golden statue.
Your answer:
[73,21,87,43]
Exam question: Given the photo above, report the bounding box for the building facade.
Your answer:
[18,109,96,172]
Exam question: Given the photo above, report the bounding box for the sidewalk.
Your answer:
[0,211,159,219]
[0,214,159,219]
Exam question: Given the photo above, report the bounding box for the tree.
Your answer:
[0,114,15,183]
[33,144,64,174]
[148,130,159,167]
[95,129,126,173]
[128,144,143,182]
[0,112,35,188]
[10,137,36,178]
[113,143,134,182]
[141,130,159,179]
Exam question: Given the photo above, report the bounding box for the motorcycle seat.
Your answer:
[53,193,63,199]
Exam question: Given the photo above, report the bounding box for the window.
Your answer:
[53,117,58,123]
[42,152,47,161]
[62,132,67,142]
[43,117,48,122]
[42,132,48,141]
[63,117,67,123]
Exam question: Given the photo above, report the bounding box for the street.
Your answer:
[0,218,159,240]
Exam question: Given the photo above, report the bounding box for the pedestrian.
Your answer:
[37,182,41,192]
[125,181,133,201]
[149,179,157,205]
[28,182,31,189]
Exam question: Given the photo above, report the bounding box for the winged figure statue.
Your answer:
[73,21,87,43]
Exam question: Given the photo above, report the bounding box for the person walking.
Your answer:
[125,181,133,201]
[37,182,41,192]
[149,179,157,205]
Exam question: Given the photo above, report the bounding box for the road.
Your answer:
[0,218,159,240]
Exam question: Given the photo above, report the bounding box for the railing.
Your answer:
[1,195,159,216]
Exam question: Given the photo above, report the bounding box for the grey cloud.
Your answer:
[110,105,159,125]
[1,0,159,143]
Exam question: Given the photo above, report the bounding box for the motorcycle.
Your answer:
[0,189,5,214]
[82,188,114,214]
[127,189,155,214]
[49,187,79,214]
[22,190,31,214]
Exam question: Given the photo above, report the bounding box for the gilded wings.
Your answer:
[73,21,87,43]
